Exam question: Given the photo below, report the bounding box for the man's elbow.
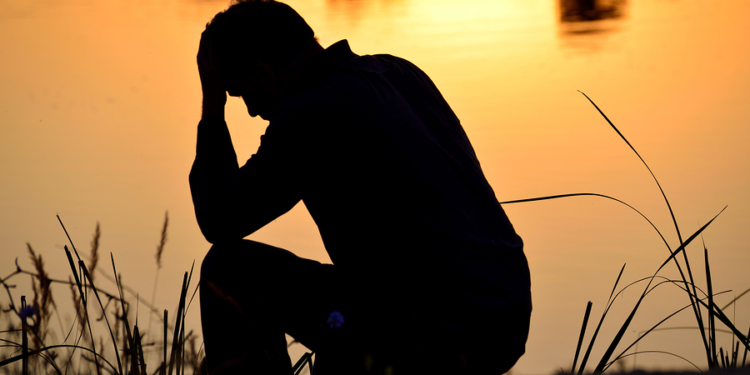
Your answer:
[195,205,237,244]
[195,206,229,244]
[198,220,242,245]
[200,228,226,245]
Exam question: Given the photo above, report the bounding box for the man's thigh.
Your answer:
[200,240,347,349]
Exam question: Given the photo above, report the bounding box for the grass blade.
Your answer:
[500,193,671,252]
[21,296,28,375]
[0,344,118,372]
[292,352,313,375]
[579,91,710,363]
[593,293,644,374]
[578,266,631,374]
[593,209,725,373]
[744,326,749,367]
[64,246,84,302]
[720,287,750,311]
[653,207,726,276]
[608,264,626,303]
[608,351,701,372]
[605,294,709,371]
[80,261,123,375]
[111,253,135,366]
[164,309,168,375]
[695,298,750,351]
[168,272,188,375]
[134,325,147,375]
[131,325,140,375]
[57,215,82,262]
[705,246,717,367]
[577,91,683,245]
[572,301,593,374]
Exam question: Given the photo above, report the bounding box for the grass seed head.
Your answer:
[156,211,169,269]
[27,243,55,348]
[90,223,101,283]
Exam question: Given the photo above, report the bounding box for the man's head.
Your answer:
[205,0,318,118]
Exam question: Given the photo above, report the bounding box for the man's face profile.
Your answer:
[224,61,285,119]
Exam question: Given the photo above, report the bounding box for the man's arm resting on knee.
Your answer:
[189,112,304,244]
[189,30,300,243]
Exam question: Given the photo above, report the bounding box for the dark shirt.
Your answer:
[190,40,530,335]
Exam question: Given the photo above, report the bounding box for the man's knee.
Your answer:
[200,241,237,285]
[199,240,280,316]
[200,240,267,290]
[200,239,317,288]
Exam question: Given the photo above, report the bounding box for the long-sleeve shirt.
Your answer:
[190,40,530,335]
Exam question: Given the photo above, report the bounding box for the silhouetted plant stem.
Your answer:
[168,272,188,375]
[604,287,731,372]
[592,207,725,373]
[572,301,593,374]
[705,246,718,367]
[57,215,83,274]
[0,344,118,372]
[578,91,712,366]
[149,212,169,340]
[500,193,670,250]
[577,265,627,374]
[21,296,29,375]
[607,351,701,372]
[2,218,206,375]
[164,309,168,374]
[80,261,123,374]
[695,297,750,350]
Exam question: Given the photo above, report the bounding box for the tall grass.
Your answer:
[0,215,315,375]
[501,92,749,373]
[0,213,205,375]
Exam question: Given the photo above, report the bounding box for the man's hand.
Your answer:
[198,29,227,120]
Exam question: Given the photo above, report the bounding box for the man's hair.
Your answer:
[206,0,315,72]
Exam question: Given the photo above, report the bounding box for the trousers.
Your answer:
[199,240,530,375]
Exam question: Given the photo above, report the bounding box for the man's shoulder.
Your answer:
[324,40,422,77]
[341,52,427,81]
[274,57,384,115]
[270,47,436,125]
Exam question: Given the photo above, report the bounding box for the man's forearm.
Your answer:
[202,97,226,121]
[189,116,242,242]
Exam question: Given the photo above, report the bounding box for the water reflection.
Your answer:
[2,0,750,374]
[559,0,627,23]
[556,0,628,51]
[325,0,406,26]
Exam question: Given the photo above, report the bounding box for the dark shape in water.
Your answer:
[559,0,627,23]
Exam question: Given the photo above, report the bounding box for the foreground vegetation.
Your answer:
[500,92,750,373]
[1,93,748,374]
[0,212,209,375]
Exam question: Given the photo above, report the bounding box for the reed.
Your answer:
[0,213,208,375]
[502,92,749,373]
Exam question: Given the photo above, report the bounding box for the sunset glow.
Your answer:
[1,0,749,373]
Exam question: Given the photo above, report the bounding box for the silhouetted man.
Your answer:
[190,1,531,374]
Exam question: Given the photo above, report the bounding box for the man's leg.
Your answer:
[200,240,343,375]
[200,239,532,375]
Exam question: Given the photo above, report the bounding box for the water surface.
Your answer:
[1,0,749,373]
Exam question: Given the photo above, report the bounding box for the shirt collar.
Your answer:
[292,39,358,93]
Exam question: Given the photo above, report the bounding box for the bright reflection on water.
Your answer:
[1,0,750,373]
